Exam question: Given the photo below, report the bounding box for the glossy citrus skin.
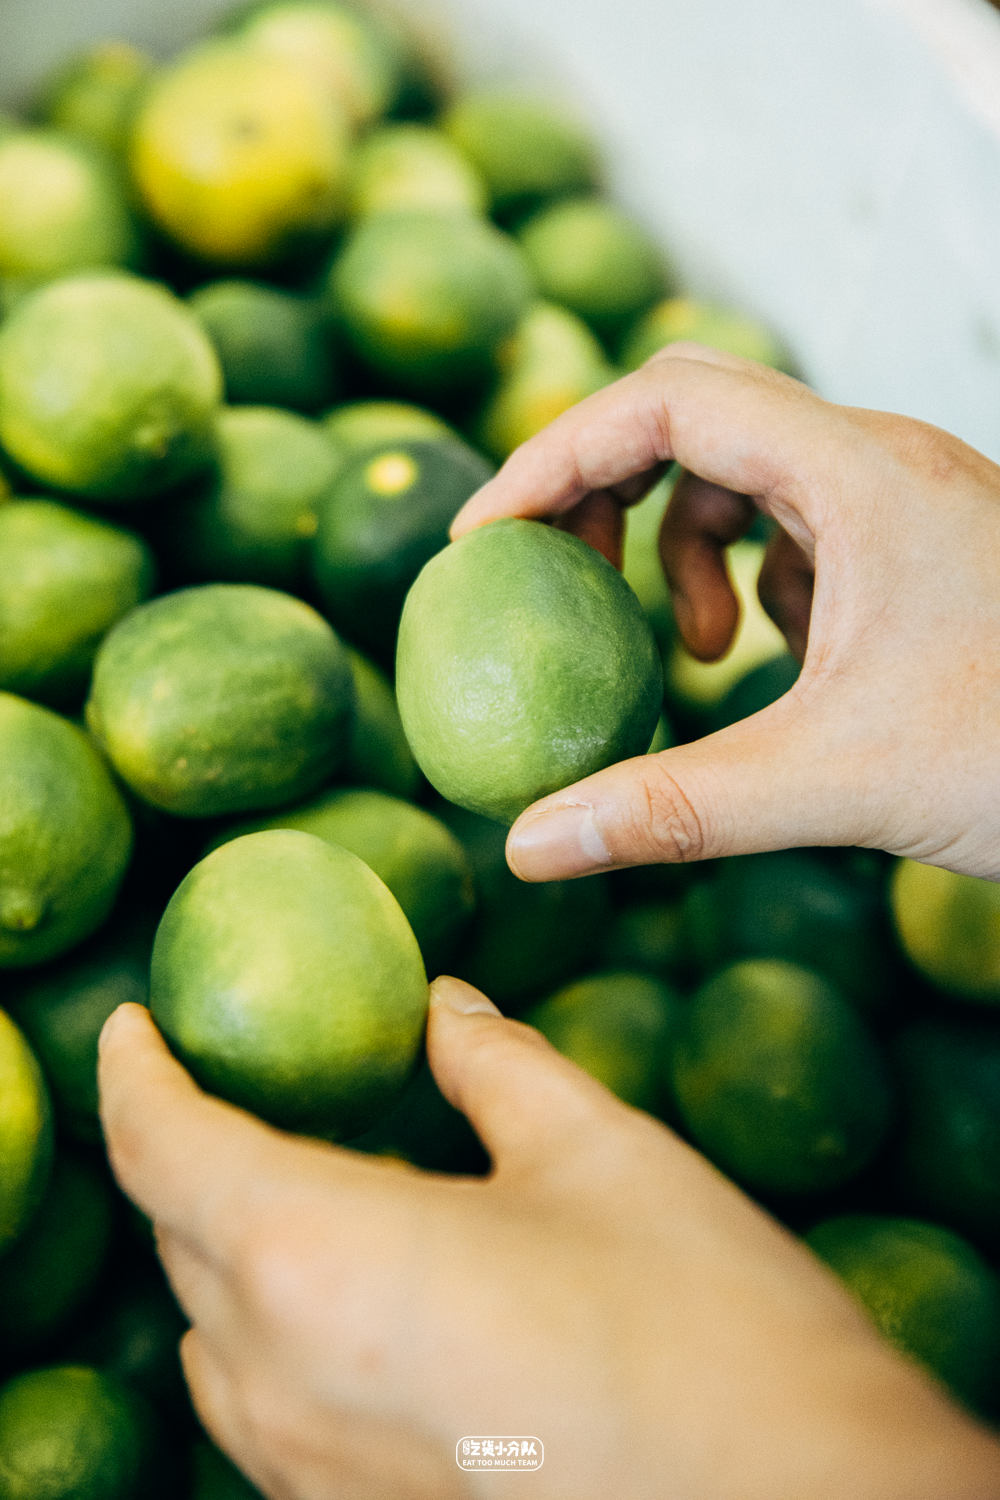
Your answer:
[806,1214,1000,1417]
[0,1365,165,1500]
[671,958,895,1195]
[86,584,354,819]
[891,859,1000,1005]
[208,787,474,975]
[0,1008,54,1255]
[0,273,222,503]
[150,830,428,1141]
[130,42,350,267]
[396,518,662,825]
[0,500,154,709]
[0,693,133,968]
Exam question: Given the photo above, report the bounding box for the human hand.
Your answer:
[450,346,1000,882]
[99,980,999,1500]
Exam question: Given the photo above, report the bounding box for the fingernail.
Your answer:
[506,802,611,881]
[429,975,501,1017]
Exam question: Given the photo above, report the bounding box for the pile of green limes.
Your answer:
[0,5,997,1497]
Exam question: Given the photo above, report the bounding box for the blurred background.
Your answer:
[4,0,1000,458]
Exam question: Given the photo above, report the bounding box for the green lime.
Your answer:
[8,911,153,1144]
[207,787,474,975]
[666,539,787,714]
[188,281,340,414]
[151,829,427,1139]
[0,1366,166,1500]
[341,649,421,800]
[681,850,901,1017]
[130,41,349,269]
[473,301,613,463]
[191,1441,263,1500]
[597,899,690,986]
[321,399,453,474]
[671,958,894,1195]
[706,651,800,734]
[516,197,669,351]
[0,273,222,504]
[329,210,534,397]
[0,694,133,968]
[396,518,661,825]
[312,436,494,665]
[621,296,793,373]
[524,970,681,1116]
[0,500,154,710]
[891,859,1000,1005]
[0,129,139,284]
[441,91,598,223]
[621,467,679,657]
[0,1009,53,1255]
[86,584,353,819]
[233,1,404,130]
[347,1055,488,1176]
[61,1260,189,1427]
[806,1215,1000,1417]
[439,802,611,1011]
[0,1149,114,1364]
[32,42,153,157]
[151,406,339,592]
[347,123,486,220]
[890,1015,1000,1251]
[646,712,675,753]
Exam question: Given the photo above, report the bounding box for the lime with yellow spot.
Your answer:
[621,295,793,372]
[396,517,662,825]
[890,859,1000,1005]
[208,787,473,974]
[671,958,894,1195]
[321,398,453,473]
[342,649,421,800]
[152,405,339,592]
[0,1365,168,1500]
[516,196,669,351]
[328,209,534,398]
[0,129,140,283]
[0,1148,114,1363]
[232,1,404,130]
[312,436,493,664]
[666,539,787,715]
[442,90,599,223]
[0,1009,53,1255]
[33,42,154,157]
[524,970,681,1115]
[130,41,350,268]
[474,301,613,463]
[0,500,154,710]
[0,693,133,969]
[806,1215,1000,1417]
[0,272,221,504]
[86,583,354,819]
[189,280,340,413]
[347,122,486,220]
[151,829,428,1139]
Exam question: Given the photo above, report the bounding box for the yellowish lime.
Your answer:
[890,859,1000,1005]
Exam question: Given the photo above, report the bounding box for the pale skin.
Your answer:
[100,349,1000,1498]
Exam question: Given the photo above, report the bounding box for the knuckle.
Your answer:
[630,763,706,865]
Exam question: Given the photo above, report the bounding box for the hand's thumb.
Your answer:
[504,697,867,880]
[426,976,624,1173]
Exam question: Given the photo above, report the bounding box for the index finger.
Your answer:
[450,346,830,542]
[97,1003,375,1264]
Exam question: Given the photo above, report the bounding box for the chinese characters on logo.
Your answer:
[457,1437,544,1470]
